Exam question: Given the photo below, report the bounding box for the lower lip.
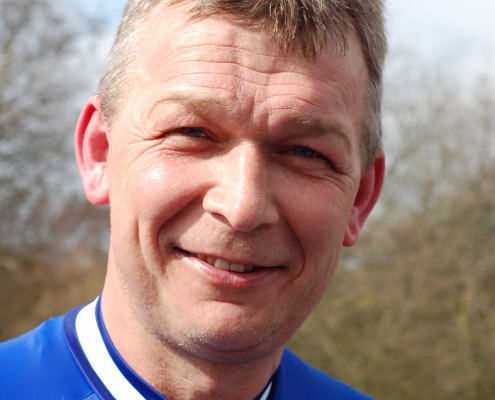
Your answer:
[181,253,278,289]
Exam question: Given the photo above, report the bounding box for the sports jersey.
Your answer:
[0,298,372,399]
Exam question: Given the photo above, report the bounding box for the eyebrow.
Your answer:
[152,94,229,118]
[151,93,353,152]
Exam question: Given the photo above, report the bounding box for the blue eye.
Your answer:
[291,146,321,158]
[179,127,207,137]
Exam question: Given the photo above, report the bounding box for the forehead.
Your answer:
[139,2,366,78]
[127,2,368,137]
[144,1,360,66]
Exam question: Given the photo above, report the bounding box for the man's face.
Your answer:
[103,3,371,362]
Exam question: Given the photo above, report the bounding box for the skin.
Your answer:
[75,3,384,399]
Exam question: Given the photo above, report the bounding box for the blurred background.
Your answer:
[1,0,494,398]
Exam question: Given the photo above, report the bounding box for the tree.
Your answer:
[0,0,107,253]
[0,0,109,338]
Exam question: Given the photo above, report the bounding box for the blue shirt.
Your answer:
[0,299,372,399]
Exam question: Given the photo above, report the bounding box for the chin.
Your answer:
[153,313,288,364]
[181,332,284,365]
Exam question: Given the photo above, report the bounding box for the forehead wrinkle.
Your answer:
[164,44,345,90]
[167,42,283,68]
[164,53,358,118]
[152,61,348,116]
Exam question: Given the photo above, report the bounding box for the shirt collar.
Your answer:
[66,298,274,400]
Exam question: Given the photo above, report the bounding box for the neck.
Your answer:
[139,345,278,400]
[100,264,282,400]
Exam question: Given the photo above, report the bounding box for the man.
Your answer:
[0,0,386,399]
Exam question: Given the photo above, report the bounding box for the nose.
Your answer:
[202,143,279,232]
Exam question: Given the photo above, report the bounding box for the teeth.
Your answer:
[194,253,255,273]
[214,258,230,271]
[230,263,245,273]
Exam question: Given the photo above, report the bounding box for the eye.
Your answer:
[282,145,336,171]
[178,127,207,138]
[290,146,322,159]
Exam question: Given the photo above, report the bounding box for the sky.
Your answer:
[387,0,494,72]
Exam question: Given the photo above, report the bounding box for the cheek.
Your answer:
[134,163,184,216]
[287,186,353,265]
[123,157,202,224]
[281,185,355,318]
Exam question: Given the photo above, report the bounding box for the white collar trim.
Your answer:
[75,299,273,400]
[76,299,146,399]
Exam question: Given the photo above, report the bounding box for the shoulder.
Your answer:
[0,311,95,400]
[273,349,373,400]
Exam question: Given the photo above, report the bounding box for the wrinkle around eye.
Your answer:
[146,126,224,160]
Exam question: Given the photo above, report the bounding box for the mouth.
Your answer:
[175,248,273,274]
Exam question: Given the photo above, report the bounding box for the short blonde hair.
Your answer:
[97,0,387,169]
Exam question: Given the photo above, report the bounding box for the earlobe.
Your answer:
[75,96,110,206]
[343,153,385,247]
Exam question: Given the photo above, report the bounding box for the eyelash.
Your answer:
[177,127,208,138]
[289,146,322,159]
[286,146,335,169]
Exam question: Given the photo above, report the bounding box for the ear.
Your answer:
[75,95,110,205]
[343,152,385,247]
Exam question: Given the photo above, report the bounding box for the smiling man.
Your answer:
[0,1,386,399]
